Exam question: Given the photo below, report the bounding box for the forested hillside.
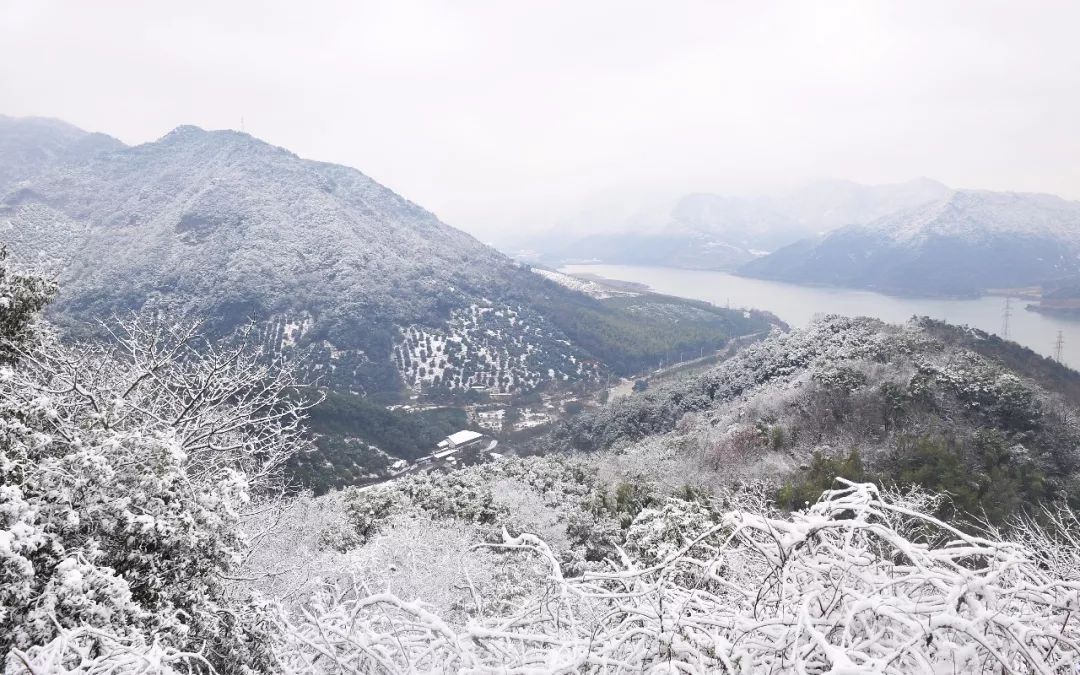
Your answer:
[285,391,467,493]
[0,114,124,193]
[0,118,774,399]
[541,314,1080,524]
[270,314,1080,670]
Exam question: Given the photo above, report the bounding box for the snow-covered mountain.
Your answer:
[773,177,953,231]
[741,189,1080,296]
[0,115,124,193]
[517,178,953,270]
[0,123,588,394]
[0,118,773,396]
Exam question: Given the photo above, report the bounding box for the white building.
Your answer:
[445,429,484,449]
[434,430,485,457]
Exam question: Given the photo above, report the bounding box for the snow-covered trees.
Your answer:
[5,237,1080,674]
[549,315,1080,527]
[2,122,779,400]
[269,480,1080,673]
[276,446,1080,672]
[0,246,55,363]
[0,253,315,671]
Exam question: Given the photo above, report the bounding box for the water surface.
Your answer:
[561,264,1080,370]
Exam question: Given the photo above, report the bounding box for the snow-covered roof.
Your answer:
[447,430,483,445]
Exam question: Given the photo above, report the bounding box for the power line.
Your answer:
[1001,297,1012,339]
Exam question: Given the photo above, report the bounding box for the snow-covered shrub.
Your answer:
[6,625,212,674]
[0,246,55,363]
[335,456,602,555]
[624,496,716,569]
[0,282,314,669]
[275,481,1080,673]
[331,489,398,549]
[916,353,1043,432]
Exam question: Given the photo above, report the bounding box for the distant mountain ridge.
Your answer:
[741,189,1080,296]
[774,177,953,231]
[515,178,953,270]
[0,117,774,397]
[512,177,1080,298]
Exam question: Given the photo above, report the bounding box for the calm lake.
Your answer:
[560,264,1080,370]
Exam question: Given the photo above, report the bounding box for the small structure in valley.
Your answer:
[433,429,485,459]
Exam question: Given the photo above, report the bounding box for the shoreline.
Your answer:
[561,262,1058,304]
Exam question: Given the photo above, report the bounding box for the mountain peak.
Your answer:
[0,116,778,404]
[0,115,126,193]
[159,124,207,140]
[0,114,91,134]
[1,117,528,394]
[871,188,1080,245]
[154,125,281,153]
[907,176,951,191]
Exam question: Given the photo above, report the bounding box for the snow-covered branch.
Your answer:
[276,481,1080,673]
[6,313,318,492]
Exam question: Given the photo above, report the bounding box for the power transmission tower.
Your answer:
[1054,330,1064,362]
[1001,297,1012,339]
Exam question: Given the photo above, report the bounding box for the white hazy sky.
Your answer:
[3,1,1080,240]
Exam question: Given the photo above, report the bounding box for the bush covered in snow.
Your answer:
[0,254,313,671]
[272,481,1080,673]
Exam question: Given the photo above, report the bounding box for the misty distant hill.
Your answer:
[741,189,1080,296]
[517,178,952,270]
[0,117,774,397]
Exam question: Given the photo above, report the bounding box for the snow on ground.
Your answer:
[532,268,636,299]
[515,409,553,430]
[395,302,598,394]
[475,409,505,433]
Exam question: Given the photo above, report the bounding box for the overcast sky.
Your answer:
[3,1,1080,240]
